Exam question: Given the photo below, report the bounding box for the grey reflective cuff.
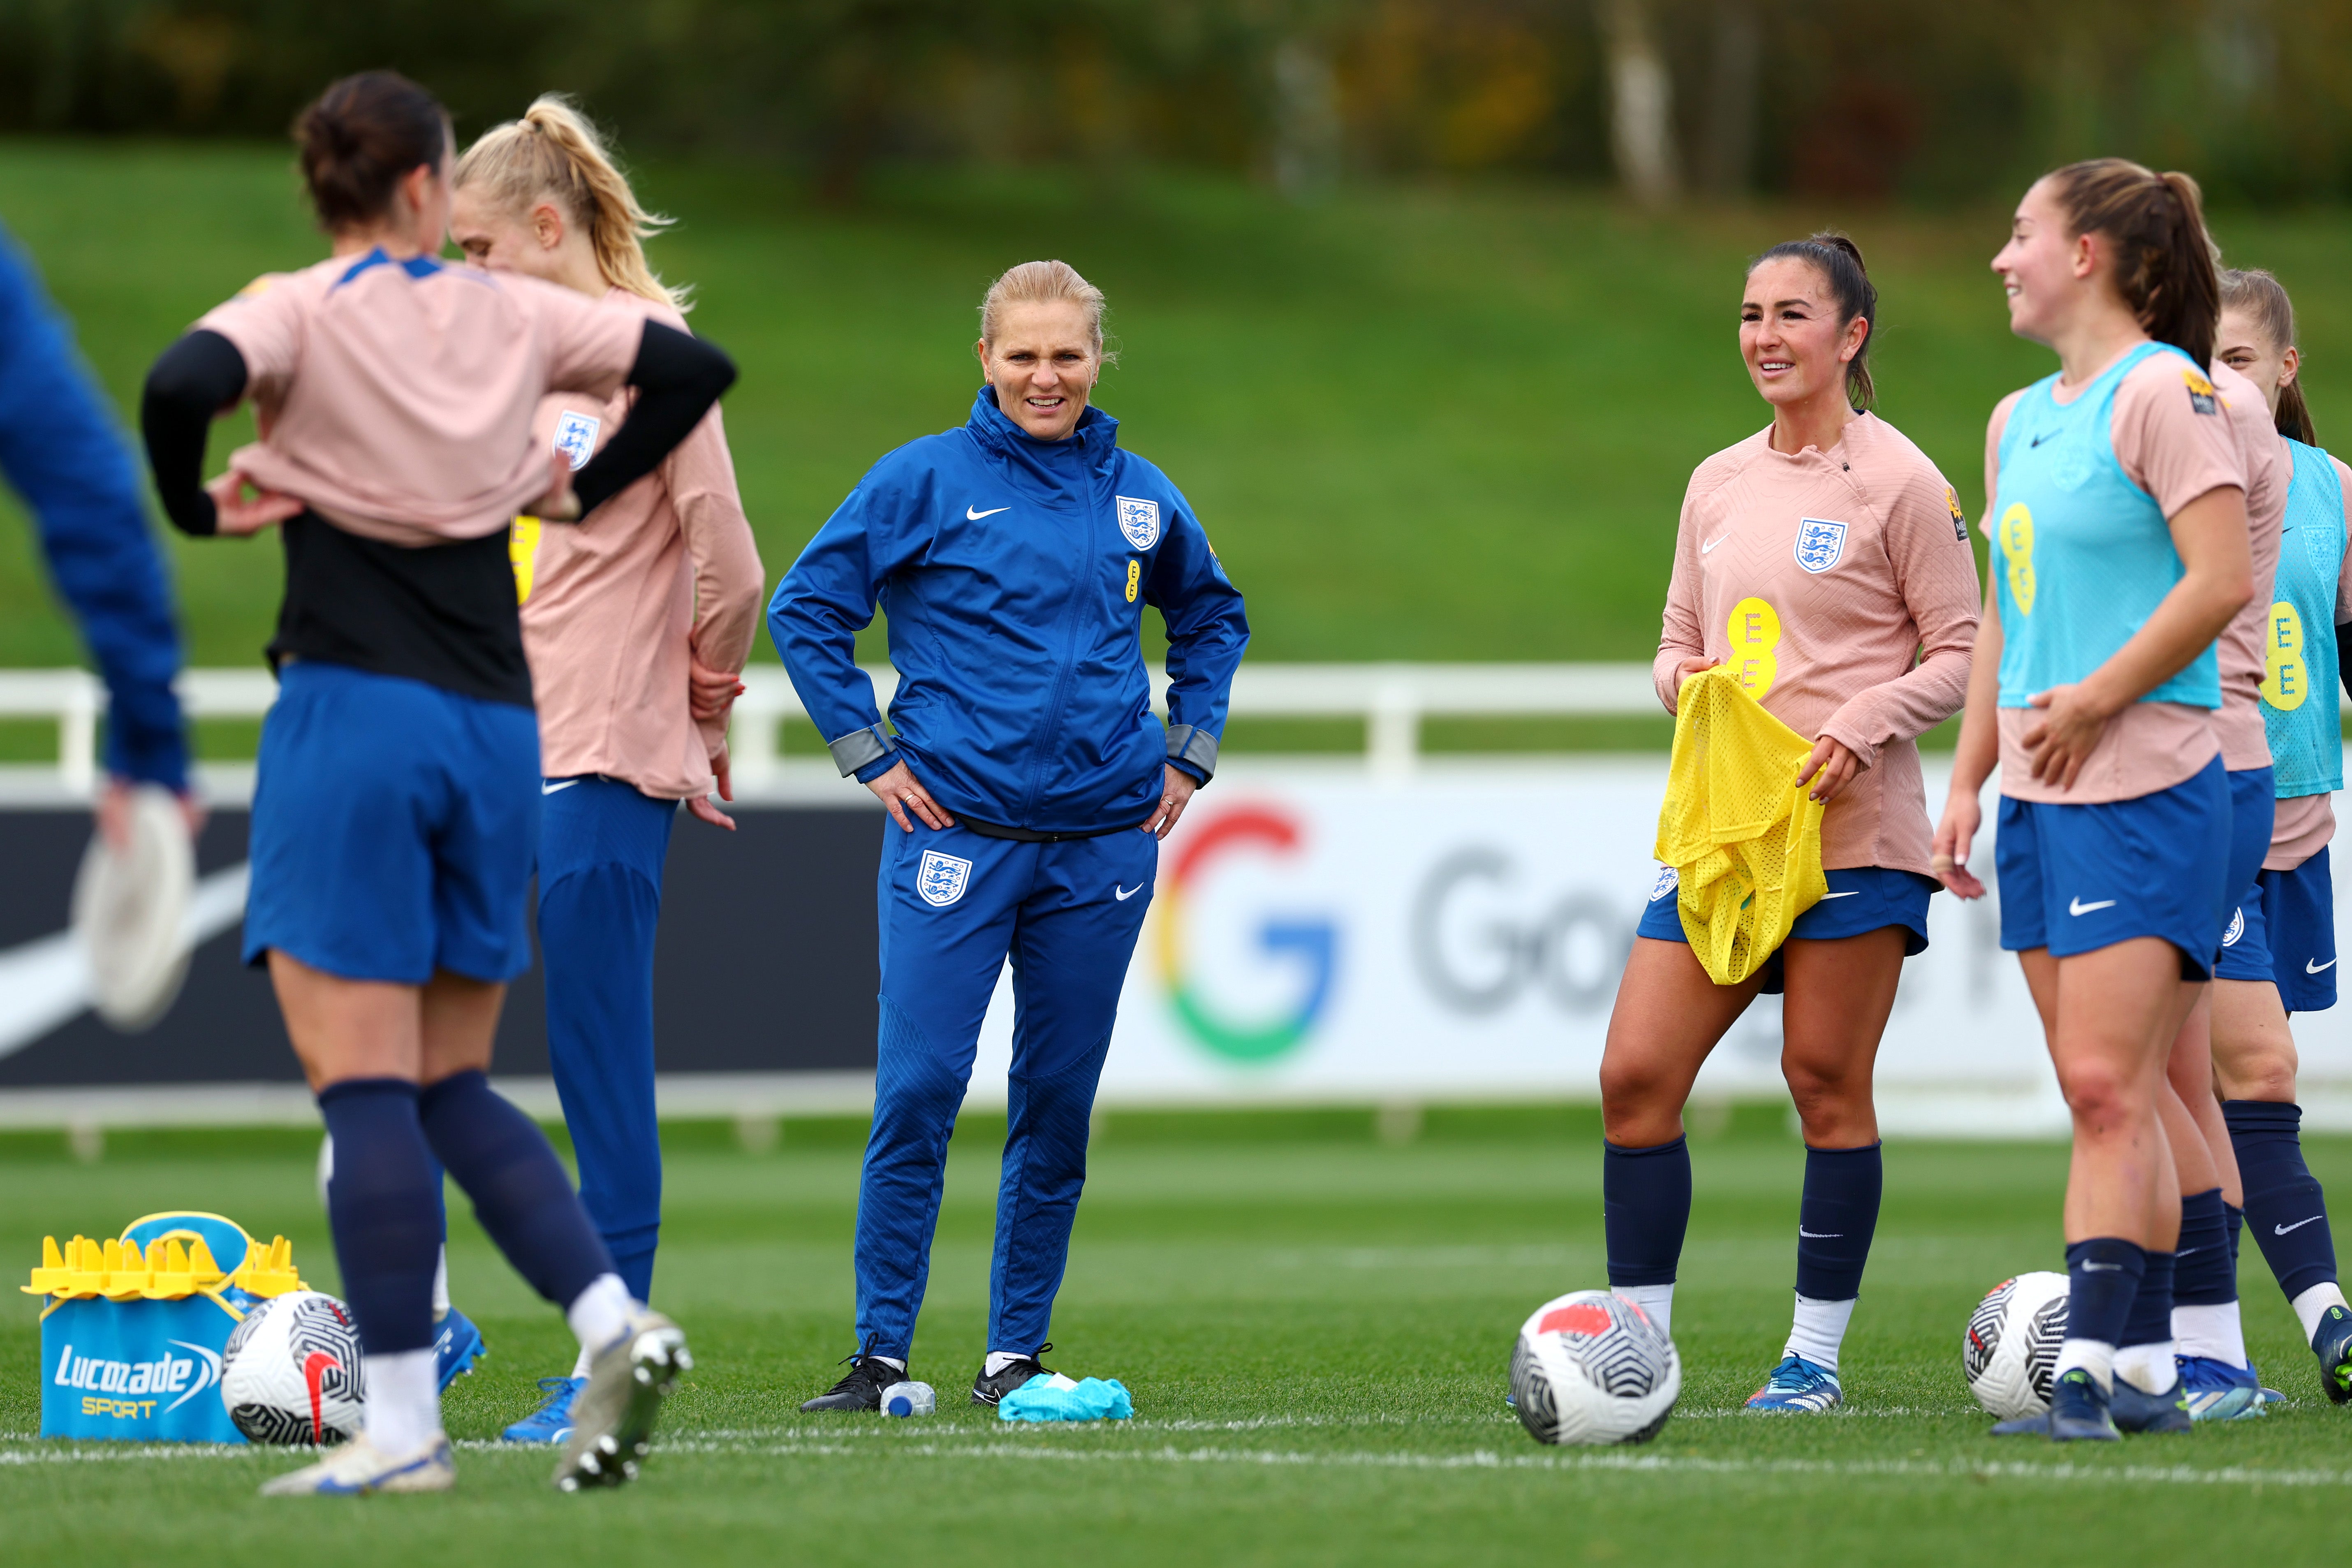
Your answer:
[1166,724,1219,780]
[827,723,896,778]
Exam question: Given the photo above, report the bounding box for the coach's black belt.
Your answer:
[957,815,1150,843]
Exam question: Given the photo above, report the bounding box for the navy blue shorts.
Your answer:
[1637,864,1935,994]
[2225,767,2277,905]
[1995,756,2232,980]
[2221,848,2338,1012]
[245,661,541,984]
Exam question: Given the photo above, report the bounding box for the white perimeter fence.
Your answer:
[5,664,2351,1136]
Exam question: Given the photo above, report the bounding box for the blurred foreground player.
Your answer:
[772,260,1248,1409]
[139,71,733,1494]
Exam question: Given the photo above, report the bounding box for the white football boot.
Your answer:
[259,1432,454,1496]
[553,1307,691,1492]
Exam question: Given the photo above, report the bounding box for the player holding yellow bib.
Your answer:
[1600,233,1979,1413]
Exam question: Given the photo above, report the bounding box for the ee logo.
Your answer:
[1999,503,2036,615]
[2263,600,2308,711]
[1725,596,1781,699]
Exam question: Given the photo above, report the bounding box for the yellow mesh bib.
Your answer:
[1654,668,1829,985]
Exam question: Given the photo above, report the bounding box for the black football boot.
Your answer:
[801,1336,904,1413]
[970,1343,1056,1407]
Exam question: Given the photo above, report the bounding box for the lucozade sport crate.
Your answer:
[24,1211,308,1442]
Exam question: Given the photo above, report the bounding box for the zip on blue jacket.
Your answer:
[0,222,187,790]
[770,385,1249,832]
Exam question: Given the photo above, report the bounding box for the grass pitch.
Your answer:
[4,1108,2350,1565]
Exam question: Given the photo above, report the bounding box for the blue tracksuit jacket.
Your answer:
[770,387,1248,831]
[0,222,185,788]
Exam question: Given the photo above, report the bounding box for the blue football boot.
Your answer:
[502,1376,588,1444]
[433,1307,487,1392]
[2109,1373,2192,1434]
[1745,1354,1842,1412]
[1992,1367,2118,1441]
[2175,1355,2262,1422]
[2314,1304,2352,1404]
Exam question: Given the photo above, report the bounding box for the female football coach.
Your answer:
[771,259,1248,1411]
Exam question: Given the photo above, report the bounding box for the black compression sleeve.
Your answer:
[569,320,737,518]
[2340,621,2352,702]
[140,330,248,538]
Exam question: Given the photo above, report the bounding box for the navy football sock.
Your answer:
[2064,1237,2146,1348]
[1604,1136,1690,1287]
[2226,1201,2244,1271]
[2174,1188,2236,1306]
[418,1069,616,1311]
[1794,1142,1881,1301]
[2122,1248,2176,1347]
[316,1079,440,1356]
[2225,1099,2340,1300]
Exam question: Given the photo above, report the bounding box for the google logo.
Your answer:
[1152,804,1338,1063]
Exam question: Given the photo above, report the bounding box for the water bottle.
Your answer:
[880,1380,935,1417]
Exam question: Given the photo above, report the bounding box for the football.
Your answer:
[1961,1271,2068,1420]
[220,1290,366,1445]
[1509,1290,1680,1446]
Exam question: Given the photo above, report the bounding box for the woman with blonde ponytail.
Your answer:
[451,94,764,1444]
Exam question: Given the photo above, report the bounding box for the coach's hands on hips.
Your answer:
[1931,789,1985,900]
[1144,764,1197,840]
[868,760,956,833]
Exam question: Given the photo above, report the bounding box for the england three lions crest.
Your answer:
[552,411,602,471]
[917,850,973,908]
[1116,496,1161,550]
[1793,517,1847,574]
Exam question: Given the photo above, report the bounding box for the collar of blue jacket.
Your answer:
[766,384,1251,835]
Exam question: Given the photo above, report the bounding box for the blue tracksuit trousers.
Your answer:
[856,816,1157,1360]
[539,775,676,1303]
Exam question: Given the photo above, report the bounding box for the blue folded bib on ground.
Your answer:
[996,1372,1134,1423]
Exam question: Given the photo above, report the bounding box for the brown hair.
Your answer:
[453,95,685,309]
[1749,231,1878,408]
[979,260,1113,361]
[2219,267,2316,445]
[292,72,450,233]
[2046,158,2221,368]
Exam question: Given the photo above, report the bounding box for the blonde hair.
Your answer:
[979,260,1112,360]
[454,94,685,310]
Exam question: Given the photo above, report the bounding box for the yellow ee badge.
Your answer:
[2262,600,2308,711]
[2183,367,2219,415]
[1124,558,1140,604]
[511,515,541,605]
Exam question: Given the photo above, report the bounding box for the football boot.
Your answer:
[2313,1304,2352,1404]
[553,1307,690,1492]
[432,1307,487,1393]
[1991,1368,2117,1441]
[2109,1372,2192,1434]
[1743,1354,1842,1413]
[502,1376,587,1443]
[2175,1355,2262,1422]
[971,1343,1056,1407]
[259,1432,454,1496]
[801,1335,904,1413]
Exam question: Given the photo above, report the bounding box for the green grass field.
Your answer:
[5,1110,2350,1564]
[12,142,2352,684]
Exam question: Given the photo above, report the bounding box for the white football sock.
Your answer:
[564,1272,634,1359]
[984,1350,1036,1377]
[2171,1301,2247,1368]
[362,1348,440,1456]
[873,1355,907,1373]
[1784,1293,1856,1373]
[2292,1282,2350,1344]
[431,1248,451,1320]
[2114,1339,2178,1394]
[571,1345,593,1380]
[1612,1284,1673,1338]
[2052,1337,2115,1394]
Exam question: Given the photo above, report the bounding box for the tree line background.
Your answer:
[2,0,2348,207]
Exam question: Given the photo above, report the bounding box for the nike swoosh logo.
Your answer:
[1796,1229,1843,1238]
[2310,958,2338,974]
[2069,898,2117,915]
[2080,1261,2122,1271]
[2031,431,2054,447]
[0,861,250,1061]
[967,505,1010,521]
[2176,1246,2202,1257]
[1817,891,1860,900]
[543,779,581,794]
[2276,1216,2326,1235]
[1115,883,1146,901]
[1700,534,1731,554]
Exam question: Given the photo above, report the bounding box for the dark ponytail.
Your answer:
[2218,266,2317,445]
[2048,158,2221,368]
[292,72,450,234]
[1749,231,1877,409]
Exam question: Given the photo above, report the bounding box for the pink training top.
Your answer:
[195,250,645,546]
[1654,411,1982,874]
[2211,358,2289,771]
[1988,347,2249,804]
[518,291,766,799]
[2268,448,2352,871]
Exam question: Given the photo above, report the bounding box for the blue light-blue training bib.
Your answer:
[2261,438,2345,797]
[1993,340,2222,710]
